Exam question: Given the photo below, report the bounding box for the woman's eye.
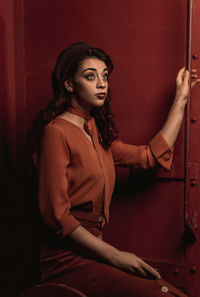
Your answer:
[86,74,95,80]
[103,73,109,80]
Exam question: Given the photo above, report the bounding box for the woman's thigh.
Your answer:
[46,259,187,297]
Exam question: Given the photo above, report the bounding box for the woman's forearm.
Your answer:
[160,94,186,147]
[68,225,161,279]
[68,225,119,263]
[160,67,189,147]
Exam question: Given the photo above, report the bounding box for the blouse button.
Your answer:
[98,216,103,230]
[161,286,168,293]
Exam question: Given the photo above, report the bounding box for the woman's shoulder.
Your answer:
[45,117,75,133]
[43,117,82,145]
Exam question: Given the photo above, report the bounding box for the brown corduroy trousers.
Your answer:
[41,216,187,297]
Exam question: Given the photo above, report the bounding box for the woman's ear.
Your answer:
[64,80,74,93]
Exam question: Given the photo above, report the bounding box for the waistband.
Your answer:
[40,211,104,253]
[71,210,105,231]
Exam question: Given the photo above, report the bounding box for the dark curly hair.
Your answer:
[26,42,118,167]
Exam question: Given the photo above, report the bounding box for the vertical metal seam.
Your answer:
[184,0,193,250]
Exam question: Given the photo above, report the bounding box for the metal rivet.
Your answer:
[191,117,197,123]
[173,268,179,276]
[191,180,197,187]
[192,54,198,60]
[191,266,197,274]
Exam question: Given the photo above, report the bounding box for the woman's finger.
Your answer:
[183,70,190,83]
[191,74,198,78]
[141,262,161,279]
[176,67,186,85]
[191,79,200,88]
[133,265,148,278]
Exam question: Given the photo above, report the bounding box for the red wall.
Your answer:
[1,1,200,296]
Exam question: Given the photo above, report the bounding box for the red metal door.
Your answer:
[1,0,200,296]
[184,1,200,295]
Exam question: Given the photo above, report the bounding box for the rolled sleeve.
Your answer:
[149,131,173,171]
[38,124,80,237]
[111,132,173,170]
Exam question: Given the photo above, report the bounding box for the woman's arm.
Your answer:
[68,225,161,279]
[111,68,199,170]
[111,133,173,170]
[161,67,199,147]
[38,124,81,237]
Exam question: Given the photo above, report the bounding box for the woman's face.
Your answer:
[65,57,109,113]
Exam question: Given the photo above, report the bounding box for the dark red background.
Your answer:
[1,1,200,296]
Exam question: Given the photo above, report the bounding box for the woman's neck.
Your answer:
[58,111,86,129]
[70,96,91,115]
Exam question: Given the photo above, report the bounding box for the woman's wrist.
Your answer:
[173,94,187,111]
[103,244,121,265]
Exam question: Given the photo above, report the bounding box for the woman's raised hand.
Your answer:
[175,67,189,100]
[175,67,200,100]
[110,250,161,279]
[161,67,200,147]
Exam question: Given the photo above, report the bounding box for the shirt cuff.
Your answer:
[59,214,81,237]
[149,131,174,171]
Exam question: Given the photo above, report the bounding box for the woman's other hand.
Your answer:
[110,250,161,279]
[68,226,161,279]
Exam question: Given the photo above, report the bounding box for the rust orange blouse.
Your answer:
[37,104,173,238]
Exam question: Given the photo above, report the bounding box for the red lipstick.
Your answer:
[95,93,106,99]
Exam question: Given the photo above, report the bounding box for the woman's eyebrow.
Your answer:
[81,67,108,73]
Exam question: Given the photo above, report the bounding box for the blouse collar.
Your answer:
[67,103,93,136]
[67,103,92,121]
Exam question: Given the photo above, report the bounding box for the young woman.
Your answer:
[28,42,199,297]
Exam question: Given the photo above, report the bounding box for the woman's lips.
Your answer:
[95,93,106,99]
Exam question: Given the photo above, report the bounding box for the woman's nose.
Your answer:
[96,77,106,89]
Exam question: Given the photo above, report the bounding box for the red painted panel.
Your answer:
[105,181,185,260]
[1,0,200,296]
[185,0,200,296]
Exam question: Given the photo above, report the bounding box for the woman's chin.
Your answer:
[93,99,106,108]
